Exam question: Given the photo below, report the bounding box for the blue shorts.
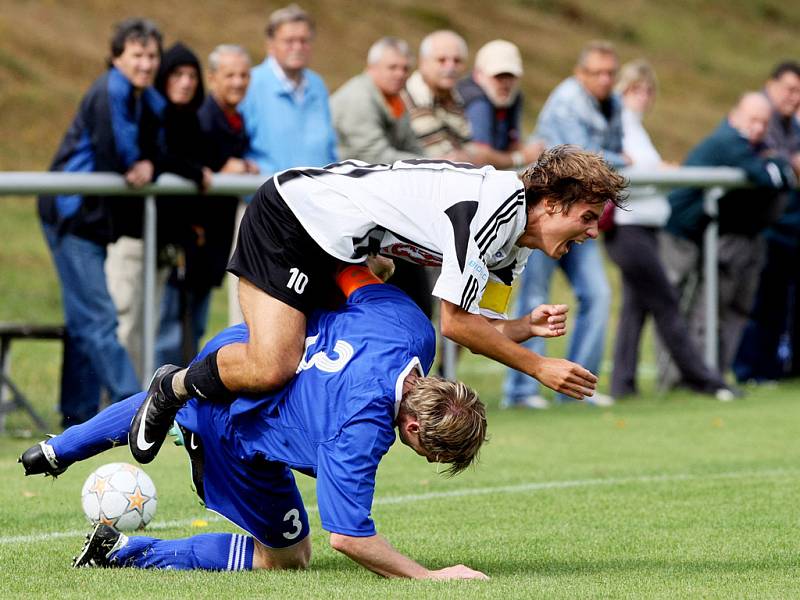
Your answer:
[175,400,310,548]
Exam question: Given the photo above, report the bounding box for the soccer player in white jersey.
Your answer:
[130,145,626,464]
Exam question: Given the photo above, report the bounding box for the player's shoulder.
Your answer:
[343,284,434,353]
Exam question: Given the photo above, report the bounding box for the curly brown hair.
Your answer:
[402,377,487,477]
[520,145,627,212]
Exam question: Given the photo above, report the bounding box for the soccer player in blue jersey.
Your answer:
[21,268,496,580]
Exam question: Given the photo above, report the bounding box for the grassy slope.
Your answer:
[1,0,800,169]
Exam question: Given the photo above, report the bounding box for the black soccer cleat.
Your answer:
[129,364,183,464]
[72,523,127,568]
[18,439,67,477]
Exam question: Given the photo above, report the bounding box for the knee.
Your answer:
[243,342,300,390]
[577,282,612,316]
[252,538,311,570]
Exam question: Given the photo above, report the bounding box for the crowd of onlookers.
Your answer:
[38,5,800,425]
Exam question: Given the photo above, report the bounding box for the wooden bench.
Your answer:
[0,323,64,431]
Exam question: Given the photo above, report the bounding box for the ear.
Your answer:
[405,419,421,435]
[544,197,560,214]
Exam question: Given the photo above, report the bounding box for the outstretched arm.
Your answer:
[440,299,596,399]
[329,533,487,580]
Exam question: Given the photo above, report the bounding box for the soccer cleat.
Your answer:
[18,439,67,477]
[129,364,183,464]
[72,523,128,568]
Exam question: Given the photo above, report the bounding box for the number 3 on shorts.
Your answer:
[287,267,309,294]
[283,508,303,540]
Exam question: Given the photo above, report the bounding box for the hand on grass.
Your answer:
[427,564,489,580]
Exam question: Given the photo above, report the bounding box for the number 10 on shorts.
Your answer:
[287,267,309,294]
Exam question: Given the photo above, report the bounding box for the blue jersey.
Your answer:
[177,283,435,536]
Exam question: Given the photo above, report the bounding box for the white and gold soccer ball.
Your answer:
[81,462,157,531]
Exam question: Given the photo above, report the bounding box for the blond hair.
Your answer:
[520,145,627,211]
[615,59,658,96]
[402,377,487,476]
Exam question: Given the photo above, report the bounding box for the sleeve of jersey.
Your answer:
[315,411,395,536]
[431,238,487,315]
[479,246,532,319]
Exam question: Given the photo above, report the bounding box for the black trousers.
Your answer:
[604,225,726,397]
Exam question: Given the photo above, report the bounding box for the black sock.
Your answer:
[159,371,181,404]
[183,350,235,402]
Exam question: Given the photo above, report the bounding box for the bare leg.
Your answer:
[171,278,306,397]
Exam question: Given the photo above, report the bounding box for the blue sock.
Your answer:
[49,392,146,466]
[112,533,255,571]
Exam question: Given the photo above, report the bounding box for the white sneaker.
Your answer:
[714,388,735,402]
[502,395,550,409]
[585,393,615,407]
[518,395,550,409]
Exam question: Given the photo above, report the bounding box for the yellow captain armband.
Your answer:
[479,280,513,315]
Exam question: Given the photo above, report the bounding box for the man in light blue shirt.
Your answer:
[504,40,630,409]
[239,4,337,175]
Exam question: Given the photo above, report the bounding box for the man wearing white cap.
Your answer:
[457,40,543,170]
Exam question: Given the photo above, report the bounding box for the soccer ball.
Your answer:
[81,462,157,531]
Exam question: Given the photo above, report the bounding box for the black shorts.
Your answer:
[228,179,342,315]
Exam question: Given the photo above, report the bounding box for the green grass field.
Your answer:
[2,177,800,597]
[2,375,799,598]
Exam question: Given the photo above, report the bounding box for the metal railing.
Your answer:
[0,167,748,391]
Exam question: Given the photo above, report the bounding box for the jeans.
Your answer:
[503,239,611,403]
[155,278,212,368]
[605,226,726,397]
[42,224,140,425]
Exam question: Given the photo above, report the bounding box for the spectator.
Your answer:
[402,30,473,160]
[659,92,795,387]
[503,40,625,409]
[158,44,257,365]
[37,18,164,426]
[734,62,800,383]
[106,42,212,377]
[604,60,733,400]
[332,37,422,163]
[331,37,431,315]
[457,40,543,169]
[239,3,337,175]
[150,42,222,368]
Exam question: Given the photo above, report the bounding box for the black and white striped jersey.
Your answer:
[274,159,531,316]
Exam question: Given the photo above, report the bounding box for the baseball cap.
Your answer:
[475,40,523,77]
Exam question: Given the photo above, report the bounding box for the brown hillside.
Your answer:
[0,0,798,170]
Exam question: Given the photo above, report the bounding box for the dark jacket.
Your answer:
[177,95,249,290]
[666,119,795,245]
[38,67,166,244]
[140,43,208,246]
[763,108,800,248]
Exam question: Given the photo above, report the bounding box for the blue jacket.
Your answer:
[666,119,795,245]
[239,57,337,176]
[38,68,166,244]
[532,76,626,168]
